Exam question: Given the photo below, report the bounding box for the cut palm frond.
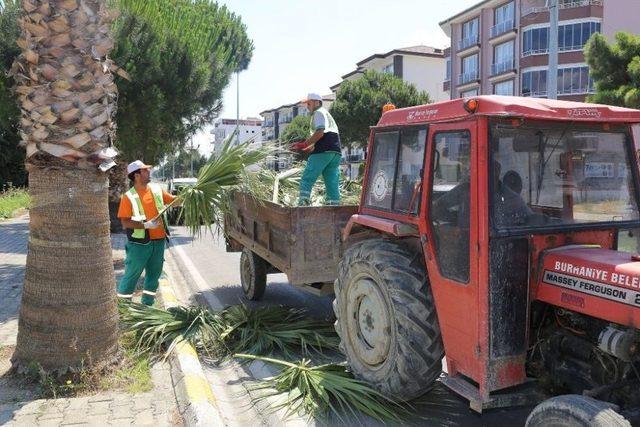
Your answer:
[118,301,221,357]
[217,305,339,359]
[118,302,339,359]
[235,354,407,423]
[172,132,274,236]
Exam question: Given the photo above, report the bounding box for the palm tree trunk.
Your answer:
[13,167,118,370]
[11,0,119,371]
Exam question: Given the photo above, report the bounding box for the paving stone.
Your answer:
[10,413,39,427]
[87,400,111,415]
[37,417,65,427]
[133,408,154,426]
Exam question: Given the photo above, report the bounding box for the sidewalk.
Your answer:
[0,216,182,427]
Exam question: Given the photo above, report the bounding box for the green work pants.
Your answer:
[298,152,341,206]
[117,239,166,305]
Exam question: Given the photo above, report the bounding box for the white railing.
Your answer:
[558,86,596,95]
[458,71,479,85]
[522,47,549,57]
[523,0,602,16]
[559,0,602,9]
[490,19,515,38]
[523,89,548,97]
[491,59,515,76]
[458,34,479,51]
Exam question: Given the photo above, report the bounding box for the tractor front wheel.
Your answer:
[333,238,444,401]
[240,248,267,301]
[526,395,631,427]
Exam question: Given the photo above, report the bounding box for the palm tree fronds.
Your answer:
[235,353,408,423]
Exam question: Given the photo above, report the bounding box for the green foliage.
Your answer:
[0,187,30,219]
[585,32,640,108]
[235,354,406,423]
[330,70,431,148]
[156,149,208,180]
[279,115,311,144]
[112,2,253,164]
[0,0,25,188]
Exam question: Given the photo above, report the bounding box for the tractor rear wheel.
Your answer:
[240,248,267,301]
[526,395,630,427]
[333,238,444,401]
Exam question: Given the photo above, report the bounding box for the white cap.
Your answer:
[301,93,322,103]
[127,160,152,174]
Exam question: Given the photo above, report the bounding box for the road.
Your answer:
[166,225,535,426]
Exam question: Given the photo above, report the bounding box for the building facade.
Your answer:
[440,0,640,100]
[212,117,262,155]
[331,46,449,101]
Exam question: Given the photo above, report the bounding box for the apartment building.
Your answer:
[440,0,640,100]
[212,117,262,156]
[331,46,449,101]
[259,94,335,143]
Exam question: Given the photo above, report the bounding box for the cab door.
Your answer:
[420,120,482,385]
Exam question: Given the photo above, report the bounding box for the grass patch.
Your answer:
[24,332,152,399]
[0,187,30,219]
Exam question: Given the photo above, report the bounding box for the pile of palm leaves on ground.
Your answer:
[118,301,339,360]
[119,301,408,422]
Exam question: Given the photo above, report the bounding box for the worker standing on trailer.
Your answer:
[298,93,342,206]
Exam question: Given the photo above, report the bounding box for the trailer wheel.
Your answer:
[526,395,631,427]
[240,248,267,301]
[333,238,444,401]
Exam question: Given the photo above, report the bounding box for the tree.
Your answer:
[10,0,120,371]
[0,1,24,189]
[279,115,311,144]
[585,32,640,108]
[330,70,431,148]
[9,0,252,372]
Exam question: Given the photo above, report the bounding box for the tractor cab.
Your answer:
[339,96,640,422]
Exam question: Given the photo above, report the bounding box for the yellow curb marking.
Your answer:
[159,279,179,304]
[175,340,198,357]
[183,373,217,404]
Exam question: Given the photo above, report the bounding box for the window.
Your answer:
[494,80,514,96]
[490,121,639,231]
[460,18,479,50]
[430,131,472,283]
[492,1,515,37]
[559,21,601,51]
[445,58,451,81]
[492,40,514,75]
[522,27,549,56]
[460,54,479,84]
[558,66,595,94]
[522,69,548,97]
[382,63,394,74]
[460,88,479,98]
[366,128,428,212]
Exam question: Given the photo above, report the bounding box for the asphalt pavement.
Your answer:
[166,225,535,426]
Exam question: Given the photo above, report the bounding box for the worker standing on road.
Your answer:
[117,160,179,305]
[298,93,342,205]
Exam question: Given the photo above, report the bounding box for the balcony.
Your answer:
[491,59,515,76]
[490,19,515,38]
[458,71,479,85]
[457,34,479,51]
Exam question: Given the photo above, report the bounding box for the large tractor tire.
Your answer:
[526,395,631,427]
[333,238,444,401]
[240,248,267,301]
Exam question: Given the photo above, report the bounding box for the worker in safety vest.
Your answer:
[116,160,178,305]
[297,93,342,205]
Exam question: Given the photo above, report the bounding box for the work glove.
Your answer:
[143,219,159,229]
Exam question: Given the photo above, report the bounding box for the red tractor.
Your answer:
[335,96,640,425]
[227,96,640,425]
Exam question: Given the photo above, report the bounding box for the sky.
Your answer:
[194,0,476,155]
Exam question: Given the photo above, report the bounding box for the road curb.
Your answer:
[158,276,224,427]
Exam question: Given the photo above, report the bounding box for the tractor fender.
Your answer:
[342,214,419,242]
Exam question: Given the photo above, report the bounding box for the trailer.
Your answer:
[224,192,357,299]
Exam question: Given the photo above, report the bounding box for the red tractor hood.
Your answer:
[536,246,640,328]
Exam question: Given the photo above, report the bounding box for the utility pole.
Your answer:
[236,70,240,146]
[190,137,194,177]
[548,0,559,99]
